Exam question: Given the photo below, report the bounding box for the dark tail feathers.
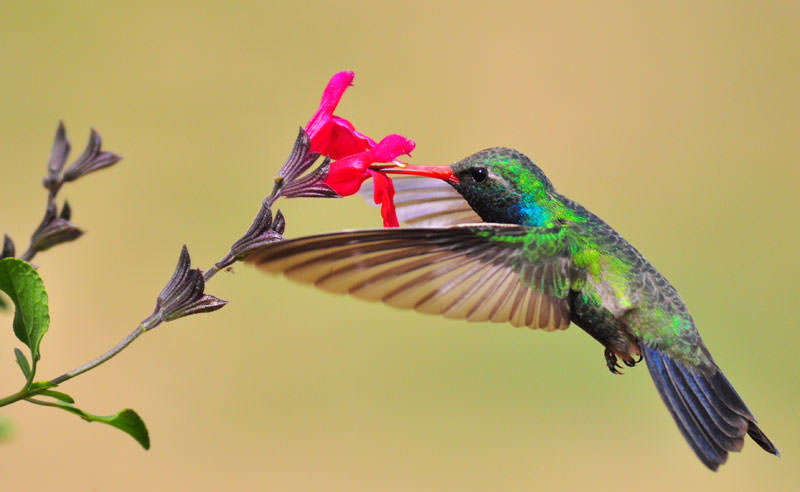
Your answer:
[643,345,779,470]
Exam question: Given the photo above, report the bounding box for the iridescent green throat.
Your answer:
[490,156,584,228]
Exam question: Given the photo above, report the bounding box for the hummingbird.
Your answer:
[247,147,778,470]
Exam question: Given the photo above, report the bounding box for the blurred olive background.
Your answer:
[1,1,798,491]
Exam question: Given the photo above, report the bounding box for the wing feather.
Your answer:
[441,261,506,318]
[508,262,531,326]
[248,224,575,331]
[467,257,517,322]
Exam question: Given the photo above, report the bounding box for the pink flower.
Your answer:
[324,134,416,227]
[298,71,457,227]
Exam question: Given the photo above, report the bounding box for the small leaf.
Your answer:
[0,258,50,362]
[14,348,31,380]
[101,409,149,449]
[54,403,150,449]
[38,389,74,404]
[28,380,55,391]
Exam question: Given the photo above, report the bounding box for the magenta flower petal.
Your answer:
[326,116,376,159]
[305,71,354,144]
[324,154,371,196]
[369,170,399,227]
[370,134,416,162]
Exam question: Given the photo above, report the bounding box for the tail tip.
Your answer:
[747,422,779,457]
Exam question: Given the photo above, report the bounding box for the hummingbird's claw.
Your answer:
[604,348,624,375]
[622,352,644,368]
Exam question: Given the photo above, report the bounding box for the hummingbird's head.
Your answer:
[382,147,560,226]
[449,147,556,226]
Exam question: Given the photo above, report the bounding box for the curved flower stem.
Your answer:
[202,264,222,282]
[48,315,161,386]
[19,246,38,263]
[266,176,285,207]
[202,259,228,282]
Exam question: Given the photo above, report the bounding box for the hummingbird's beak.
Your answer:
[381,164,459,183]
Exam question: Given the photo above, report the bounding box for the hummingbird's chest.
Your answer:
[582,274,635,318]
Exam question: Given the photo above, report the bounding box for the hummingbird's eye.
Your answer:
[471,167,488,183]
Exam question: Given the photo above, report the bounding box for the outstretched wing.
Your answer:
[361,177,482,227]
[247,224,575,331]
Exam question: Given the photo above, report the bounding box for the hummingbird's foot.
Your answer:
[628,353,643,366]
[604,348,623,375]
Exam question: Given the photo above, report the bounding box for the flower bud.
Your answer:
[154,245,227,325]
[63,128,121,182]
[227,201,285,262]
[29,201,83,252]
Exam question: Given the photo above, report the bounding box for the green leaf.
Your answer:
[0,258,49,362]
[13,348,31,380]
[53,403,150,449]
[28,381,55,391]
[38,389,74,404]
[0,293,7,310]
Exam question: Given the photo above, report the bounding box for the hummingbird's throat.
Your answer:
[378,163,459,183]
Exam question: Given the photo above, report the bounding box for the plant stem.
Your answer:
[0,388,31,407]
[48,315,160,386]
[0,320,154,406]
[203,256,231,282]
[203,265,220,282]
[0,362,39,407]
[268,178,284,207]
[19,247,37,263]
[24,397,60,408]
